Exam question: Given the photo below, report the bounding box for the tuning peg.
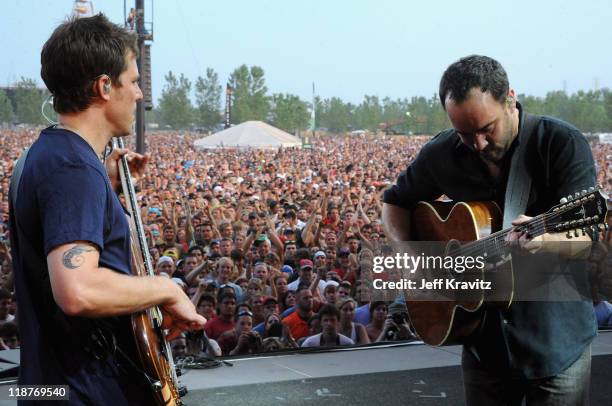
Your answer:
[581,189,587,196]
[588,186,595,192]
[560,197,568,204]
[574,192,581,199]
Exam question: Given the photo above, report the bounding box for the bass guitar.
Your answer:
[407,187,610,346]
[115,137,185,405]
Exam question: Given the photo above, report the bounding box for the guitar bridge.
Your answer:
[483,253,512,270]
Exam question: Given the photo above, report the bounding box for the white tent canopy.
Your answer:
[193,121,302,150]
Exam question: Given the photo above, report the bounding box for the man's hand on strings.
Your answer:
[508,214,592,257]
[506,215,542,253]
[105,147,149,193]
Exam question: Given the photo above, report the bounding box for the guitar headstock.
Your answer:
[546,186,609,237]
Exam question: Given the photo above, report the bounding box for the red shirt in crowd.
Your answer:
[204,317,235,341]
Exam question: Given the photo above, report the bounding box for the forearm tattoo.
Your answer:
[62,245,95,269]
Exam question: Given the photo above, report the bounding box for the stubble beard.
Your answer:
[480,111,515,163]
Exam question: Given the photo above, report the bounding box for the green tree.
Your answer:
[0,89,14,124]
[325,97,352,133]
[428,94,450,133]
[354,95,383,131]
[602,88,612,130]
[269,93,310,133]
[228,65,270,123]
[158,71,192,129]
[194,68,222,130]
[13,77,46,124]
[249,66,268,121]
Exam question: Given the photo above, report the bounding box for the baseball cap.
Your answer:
[314,251,326,259]
[338,248,351,257]
[324,280,339,291]
[218,290,236,303]
[157,256,174,267]
[163,249,179,259]
[299,259,314,270]
[262,296,278,305]
[281,265,294,274]
[172,277,186,288]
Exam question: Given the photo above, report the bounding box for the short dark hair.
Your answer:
[197,294,216,308]
[318,304,340,320]
[218,290,236,304]
[188,245,204,255]
[294,248,311,261]
[439,55,509,109]
[296,283,311,295]
[41,14,138,113]
[230,249,244,261]
[0,289,12,301]
[369,301,387,316]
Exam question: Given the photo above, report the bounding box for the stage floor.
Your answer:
[177,331,612,405]
[1,332,611,405]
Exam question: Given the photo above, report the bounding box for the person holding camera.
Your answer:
[376,302,416,342]
[218,310,262,356]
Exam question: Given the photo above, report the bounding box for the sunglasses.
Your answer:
[237,310,254,318]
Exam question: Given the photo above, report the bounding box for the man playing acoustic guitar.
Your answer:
[9,15,206,405]
[383,55,596,405]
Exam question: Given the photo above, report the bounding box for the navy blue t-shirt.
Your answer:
[10,127,153,405]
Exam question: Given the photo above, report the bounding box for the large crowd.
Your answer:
[0,127,610,358]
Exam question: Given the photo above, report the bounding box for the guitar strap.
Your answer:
[502,113,541,228]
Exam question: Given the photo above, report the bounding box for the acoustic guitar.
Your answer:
[115,137,185,406]
[406,188,610,346]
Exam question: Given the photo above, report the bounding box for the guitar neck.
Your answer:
[460,213,547,259]
[114,137,155,277]
[461,188,608,258]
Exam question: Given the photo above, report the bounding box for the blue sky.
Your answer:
[1,0,610,105]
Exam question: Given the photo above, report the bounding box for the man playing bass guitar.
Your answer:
[9,14,206,405]
[383,55,597,405]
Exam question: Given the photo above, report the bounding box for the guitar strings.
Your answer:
[447,202,597,259]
